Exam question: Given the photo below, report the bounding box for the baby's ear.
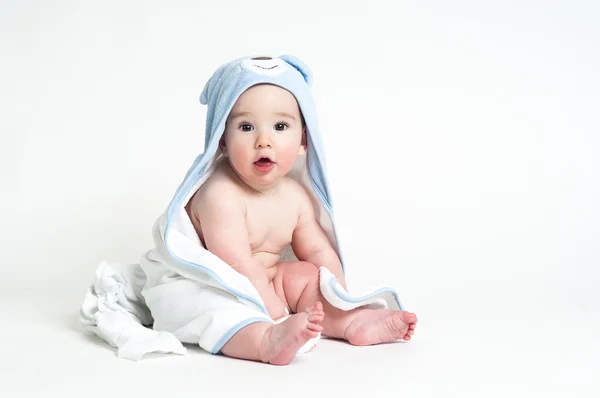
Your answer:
[298,129,307,156]
[219,136,228,156]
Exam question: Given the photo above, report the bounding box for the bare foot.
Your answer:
[344,309,418,346]
[259,302,325,365]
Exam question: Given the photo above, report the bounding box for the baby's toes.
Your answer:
[306,322,323,333]
[305,302,323,314]
[399,311,417,325]
[310,309,325,318]
[302,328,320,340]
[307,312,324,324]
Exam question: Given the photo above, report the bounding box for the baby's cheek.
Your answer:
[230,146,250,164]
[278,150,299,169]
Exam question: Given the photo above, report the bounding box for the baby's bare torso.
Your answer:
[185,159,302,280]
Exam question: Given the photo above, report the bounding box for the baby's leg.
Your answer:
[272,261,418,345]
[220,302,324,365]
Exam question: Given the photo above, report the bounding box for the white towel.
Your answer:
[80,261,402,361]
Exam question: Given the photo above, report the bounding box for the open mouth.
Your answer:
[253,157,275,173]
[254,157,274,166]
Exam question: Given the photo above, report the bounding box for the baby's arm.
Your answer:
[191,184,287,319]
[291,187,348,290]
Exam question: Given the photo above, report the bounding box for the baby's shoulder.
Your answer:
[280,177,312,205]
[189,169,243,213]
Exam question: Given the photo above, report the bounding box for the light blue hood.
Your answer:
[165,54,343,264]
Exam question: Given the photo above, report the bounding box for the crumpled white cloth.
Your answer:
[80,261,186,361]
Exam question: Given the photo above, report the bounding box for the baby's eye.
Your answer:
[274,122,289,131]
[239,123,253,132]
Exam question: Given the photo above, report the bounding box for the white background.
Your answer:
[1,0,599,396]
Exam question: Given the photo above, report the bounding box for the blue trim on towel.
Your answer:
[211,317,274,354]
[164,231,270,315]
[328,278,405,311]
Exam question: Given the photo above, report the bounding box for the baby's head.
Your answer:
[219,83,307,191]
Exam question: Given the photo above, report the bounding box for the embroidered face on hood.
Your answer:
[240,56,290,77]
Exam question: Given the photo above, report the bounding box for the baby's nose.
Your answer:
[256,139,272,148]
[255,132,272,148]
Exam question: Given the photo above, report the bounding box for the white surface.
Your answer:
[1,0,599,396]
[2,287,598,397]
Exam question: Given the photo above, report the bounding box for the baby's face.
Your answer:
[221,83,306,191]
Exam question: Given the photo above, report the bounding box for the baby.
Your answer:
[184,82,418,365]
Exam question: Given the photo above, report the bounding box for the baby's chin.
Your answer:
[227,162,283,189]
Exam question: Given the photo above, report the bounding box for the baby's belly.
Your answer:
[252,251,281,282]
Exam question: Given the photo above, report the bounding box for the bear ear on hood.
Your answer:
[199,61,228,105]
[280,54,313,87]
[200,86,208,105]
[200,75,213,105]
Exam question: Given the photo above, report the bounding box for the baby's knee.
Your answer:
[295,261,320,279]
[277,261,319,291]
